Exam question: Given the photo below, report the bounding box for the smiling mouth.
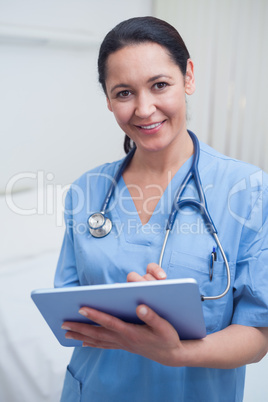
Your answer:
[137,120,166,130]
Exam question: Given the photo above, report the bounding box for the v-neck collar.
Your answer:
[113,154,194,244]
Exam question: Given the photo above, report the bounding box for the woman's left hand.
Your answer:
[62,301,268,369]
[62,303,185,366]
[62,260,268,368]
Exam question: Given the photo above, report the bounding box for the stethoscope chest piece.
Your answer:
[88,212,112,238]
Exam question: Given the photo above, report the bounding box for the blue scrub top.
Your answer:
[55,140,268,402]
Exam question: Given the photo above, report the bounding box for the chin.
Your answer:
[138,139,173,153]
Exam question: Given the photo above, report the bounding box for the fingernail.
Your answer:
[79,309,88,317]
[158,271,166,279]
[61,324,71,330]
[65,333,74,339]
[139,306,148,316]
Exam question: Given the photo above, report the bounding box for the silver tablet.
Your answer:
[31,278,206,347]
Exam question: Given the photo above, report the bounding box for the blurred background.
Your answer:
[0,0,267,400]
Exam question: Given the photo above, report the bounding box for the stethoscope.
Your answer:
[88,131,231,301]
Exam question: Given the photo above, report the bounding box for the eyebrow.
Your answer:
[110,74,173,94]
[148,74,172,83]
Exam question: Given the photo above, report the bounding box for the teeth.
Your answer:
[140,122,162,130]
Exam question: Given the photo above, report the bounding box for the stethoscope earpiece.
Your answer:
[88,212,112,238]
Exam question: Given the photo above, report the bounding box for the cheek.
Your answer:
[111,103,133,125]
[163,95,186,119]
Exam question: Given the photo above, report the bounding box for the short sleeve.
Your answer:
[54,189,80,288]
[232,186,268,327]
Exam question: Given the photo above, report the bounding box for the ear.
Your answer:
[106,97,113,112]
[184,59,195,95]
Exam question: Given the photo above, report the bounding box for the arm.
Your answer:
[54,189,80,288]
[62,304,268,368]
[181,324,268,369]
[62,264,268,369]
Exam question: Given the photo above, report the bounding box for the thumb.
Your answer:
[136,304,171,335]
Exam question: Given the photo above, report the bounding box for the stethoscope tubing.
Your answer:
[167,131,216,234]
[88,131,231,301]
[88,147,135,238]
[158,230,231,301]
[100,147,136,213]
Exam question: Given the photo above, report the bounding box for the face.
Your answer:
[105,42,195,154]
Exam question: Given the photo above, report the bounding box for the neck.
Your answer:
[129,130,194,176]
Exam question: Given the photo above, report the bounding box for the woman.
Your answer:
[55,17,268,401]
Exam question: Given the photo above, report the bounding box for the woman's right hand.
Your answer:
[127,262,167,282]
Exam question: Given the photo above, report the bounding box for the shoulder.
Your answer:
[199,140,268,189]
[63,158,124,212]
[70,158,124,192]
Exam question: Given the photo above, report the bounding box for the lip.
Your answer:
[135,120,166,135]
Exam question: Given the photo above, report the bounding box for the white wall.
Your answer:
[0,0,152,193]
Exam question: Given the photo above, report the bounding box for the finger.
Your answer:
[65,329,121,349]
[78,307,130,333]
[127,272,146,282]
[128,272,158,282]
[63,320,127,346]
[146,263,167,280]
[136,304,173,337]
[143,273,158,281]
[62,321,101,336]
[82,341,121,349]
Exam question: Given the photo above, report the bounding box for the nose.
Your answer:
[134,91,156,119]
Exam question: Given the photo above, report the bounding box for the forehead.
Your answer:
[105,42,182,85]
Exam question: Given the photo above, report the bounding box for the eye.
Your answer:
[154,82,168,90]
[117,90,132,98]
